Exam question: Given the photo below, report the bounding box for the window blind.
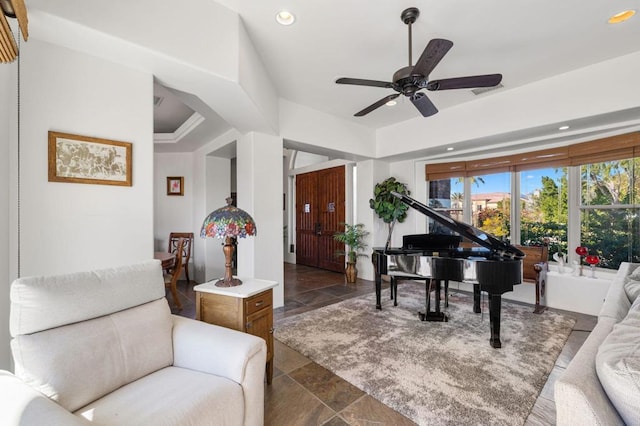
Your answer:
[425,132,640,180]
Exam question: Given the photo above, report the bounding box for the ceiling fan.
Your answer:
[336,7,502,117]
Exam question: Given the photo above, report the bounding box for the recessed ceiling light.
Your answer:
[446,147,454,151]
[386,100,397,106]
[608,9,636,24]
[276,10,295,25]
[559,125,570,131]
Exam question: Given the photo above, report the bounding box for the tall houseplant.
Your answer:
[369,177,410,250]
[333,223,369,282]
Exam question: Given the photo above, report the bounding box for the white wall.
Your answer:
[191,130,240,283]
[203,156,231,282]
[355,159,391,281]
[154,153,195,249]
[279,99,375,158]
[237,132,284,308]
[154,152,195,279]
[15,39,154,276]
[388,160,420,249]
[0,62,13,370]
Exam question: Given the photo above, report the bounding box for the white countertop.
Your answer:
[194,277,278,298]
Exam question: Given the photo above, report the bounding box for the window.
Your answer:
[428,178,464,234]
[580,159,640,268]
[424,132,640,269]
[520,167,568,258]
[470,172,511,242]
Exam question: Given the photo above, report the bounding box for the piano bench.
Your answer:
[390,276,449,311]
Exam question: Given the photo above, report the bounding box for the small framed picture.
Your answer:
[167,176,184,196]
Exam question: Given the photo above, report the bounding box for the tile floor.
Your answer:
[170,263,596,426]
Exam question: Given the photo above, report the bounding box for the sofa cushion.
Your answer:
[596,297,640,425]
[599,262,635,321]
[554,317,624,425]
[627,263,640,281]
[624,278,640,303]
[10,260,165,336]
[74,366,244,425]
[11,299,173,412]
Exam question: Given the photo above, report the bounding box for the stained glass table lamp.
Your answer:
[200,197,257,287]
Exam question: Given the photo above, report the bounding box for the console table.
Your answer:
[194,278,278,384]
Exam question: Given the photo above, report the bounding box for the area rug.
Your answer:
[275,281,575,425]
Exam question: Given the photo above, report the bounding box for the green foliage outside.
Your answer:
[579,160,640,269]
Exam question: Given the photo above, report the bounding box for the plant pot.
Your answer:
[345,262,358,283]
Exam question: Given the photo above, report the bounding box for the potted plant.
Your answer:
[333,222,369,283]
[369,177,410,250]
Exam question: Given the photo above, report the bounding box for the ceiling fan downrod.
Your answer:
[401,7,420,67]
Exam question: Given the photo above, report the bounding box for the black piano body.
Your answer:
[372,192,525,349]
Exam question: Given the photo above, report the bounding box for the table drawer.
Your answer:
[245,290,272,315]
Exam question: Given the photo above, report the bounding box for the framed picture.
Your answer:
[167,176,184,196]
[48,131,132,186]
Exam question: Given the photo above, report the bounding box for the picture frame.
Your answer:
[167,176,184,196]
[48,131,132,186]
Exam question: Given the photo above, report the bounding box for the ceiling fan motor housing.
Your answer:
[392,65,426,96]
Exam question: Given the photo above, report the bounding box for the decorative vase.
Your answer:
[585,255,599,279]
[345,262,358,283]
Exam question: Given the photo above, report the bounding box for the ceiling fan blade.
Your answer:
[412,38,453,78]
[354,93,400,117]
[427,74,503,91]
[336,78,394,89]
[410,92,438,117]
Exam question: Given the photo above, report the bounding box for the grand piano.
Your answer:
[372,192,525,348]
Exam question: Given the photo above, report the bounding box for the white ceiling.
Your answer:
[47,0,640,155]
[216,0,640,130]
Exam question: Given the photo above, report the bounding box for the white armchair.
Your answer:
[0,260,266,425]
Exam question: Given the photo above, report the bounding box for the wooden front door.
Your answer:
[295,166,345,273]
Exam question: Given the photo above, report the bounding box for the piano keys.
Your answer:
[372,192,525,348]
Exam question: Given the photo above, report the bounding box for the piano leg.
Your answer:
[444,280,449,308]
[489,294,502,349]
[375,272,382,310]
[473,284,481,313]
[391,276,398,306]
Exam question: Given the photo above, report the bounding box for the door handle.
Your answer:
[315,222,322,236]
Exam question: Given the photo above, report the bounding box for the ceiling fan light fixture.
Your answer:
[276,10,295,26]
[608,9,635,24]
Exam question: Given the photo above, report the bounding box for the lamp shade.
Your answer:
[200,198,256,287]
[200,199,257,239]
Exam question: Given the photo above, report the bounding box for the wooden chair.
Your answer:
[168,232,193,284]
[514,243,549,314]
[164,238,185,310]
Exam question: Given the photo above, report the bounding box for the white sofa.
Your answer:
[0,260,267,425]
[555,262,640,425]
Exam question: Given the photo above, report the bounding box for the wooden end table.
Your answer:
[194,278,278,384]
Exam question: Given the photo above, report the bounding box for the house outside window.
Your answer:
[470,172,511,242]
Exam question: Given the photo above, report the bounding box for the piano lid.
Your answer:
[391,191,525,260]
